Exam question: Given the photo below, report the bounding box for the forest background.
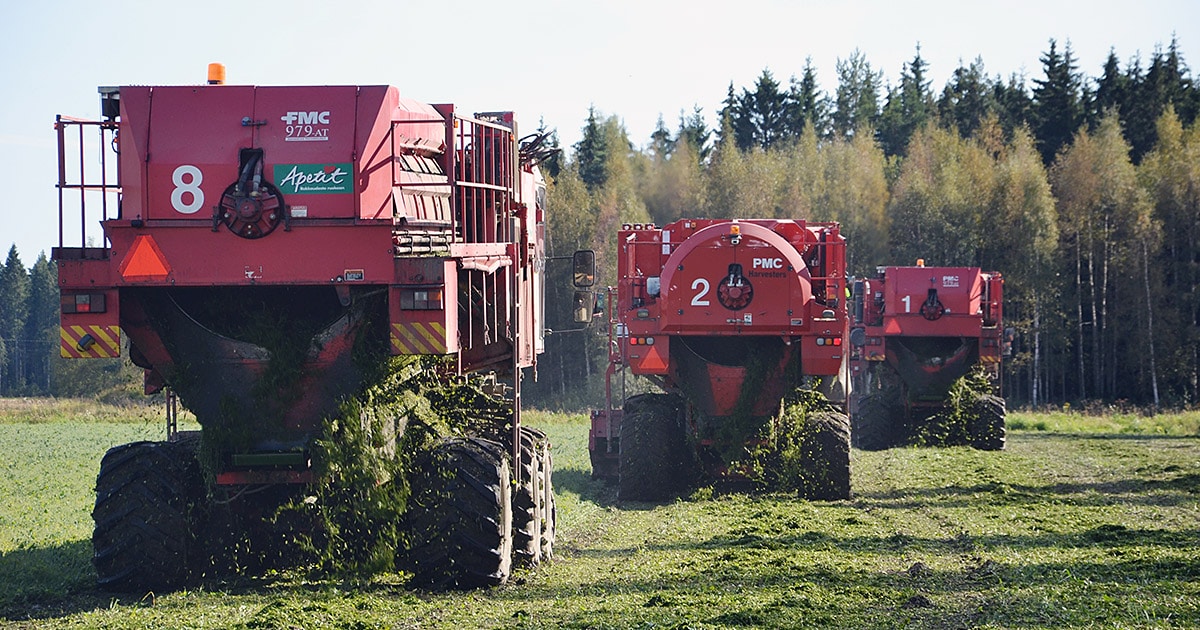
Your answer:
[2,40,1199,411]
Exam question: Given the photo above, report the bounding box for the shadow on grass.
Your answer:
[855,472,1200,509]
[0,539,114,622]
[552,465,620,507]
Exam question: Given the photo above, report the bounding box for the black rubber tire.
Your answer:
[92,439,204,592]
[851,393,902,450]
[406,437,513,589]
[797,411,852,501]
[618,393,694,502]
[511,427,543,569]
[969,393,1007,451]
[539,438,556,562]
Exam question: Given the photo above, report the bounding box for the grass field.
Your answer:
[1,400,1198,629]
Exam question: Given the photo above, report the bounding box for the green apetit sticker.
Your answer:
[274,163,353,194]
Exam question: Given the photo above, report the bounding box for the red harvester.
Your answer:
[585,219,852,501]
[848,262,1009,450]
[53,67,557,590]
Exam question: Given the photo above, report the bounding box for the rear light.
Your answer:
[61,293,107,314]
[399,287,444,310]
[815,336,842,347]
[628,337,655,346]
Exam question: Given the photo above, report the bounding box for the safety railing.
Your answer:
[55,116,120,252]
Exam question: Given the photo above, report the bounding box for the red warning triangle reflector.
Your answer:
[640,344,668,372]
[119,235,171,281]
[884,317,902,334]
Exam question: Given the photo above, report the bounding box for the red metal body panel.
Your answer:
[876,266,986,337]
[83,223,393,286]
[53,81,547,484]
[590,219,850,477]
[850,265,1005,402]
[613,219,847,382]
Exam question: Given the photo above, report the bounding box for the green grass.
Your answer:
[1008,407,1200,435]
[1,401,1198,628]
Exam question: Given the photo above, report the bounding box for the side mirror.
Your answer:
[572,250,595,288]
[572,290,594,323]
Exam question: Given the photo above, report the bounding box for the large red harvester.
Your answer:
[53,67,557,590]
[848,263,1009,450]
[586,219,852,501]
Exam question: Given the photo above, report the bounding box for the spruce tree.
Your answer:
[24,253,58,393]
[574,106,609,191]
[788,58,829,139]
[1031,39,1084,164]
[0,246,30,394]
[677,106,712,163]
[878,45,935,156]
[938,58,993,138]
[832,49,882,138]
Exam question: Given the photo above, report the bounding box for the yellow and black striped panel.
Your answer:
[391,322,448,355]
[60,325,121,359]
[980,355,1002,364]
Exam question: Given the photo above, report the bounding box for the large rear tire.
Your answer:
[92,439,204,592]
[851,394,902,451]
[406,437,513,589]
[537,432,556,562]
[797,410,852,501]
[512,427,544,569]
[969,394,1007,451]
[618,394,692,502]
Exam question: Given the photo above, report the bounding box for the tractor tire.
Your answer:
[618,393,692,502]
[537,433,556,562]
[969,394,1007,451]
[851,394,902,451]
[798,411,852,501]
[92,439,204,592]
[512,427,544,569]
[406,437,513,590]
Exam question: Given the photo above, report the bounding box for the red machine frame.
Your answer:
[589,219,849,478]
[53,83,546,484]
[849,264,1006,410]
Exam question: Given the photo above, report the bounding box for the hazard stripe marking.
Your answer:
[60,325,121,358]
[391,322,447,355]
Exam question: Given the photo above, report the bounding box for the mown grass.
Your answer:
[0,402,1197,628]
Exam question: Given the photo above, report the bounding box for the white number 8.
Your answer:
[171,165,204,214]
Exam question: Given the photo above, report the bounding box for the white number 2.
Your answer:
[171,165,204,214]
[691,278,711,306]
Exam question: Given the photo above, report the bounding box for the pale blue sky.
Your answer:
[2,0,1196,263]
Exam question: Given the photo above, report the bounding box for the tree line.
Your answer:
[4,38,1197,411]
[0,246,134,398]
[529,38,1200,411]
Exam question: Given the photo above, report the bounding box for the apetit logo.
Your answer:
[281,111,331,125]
[275,163,352,194]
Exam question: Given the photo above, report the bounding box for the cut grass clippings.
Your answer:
[0,401,1198,628]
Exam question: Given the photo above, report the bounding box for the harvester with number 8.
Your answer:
[53,65,561,590]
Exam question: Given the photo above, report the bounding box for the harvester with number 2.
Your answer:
[584,219,852,501]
